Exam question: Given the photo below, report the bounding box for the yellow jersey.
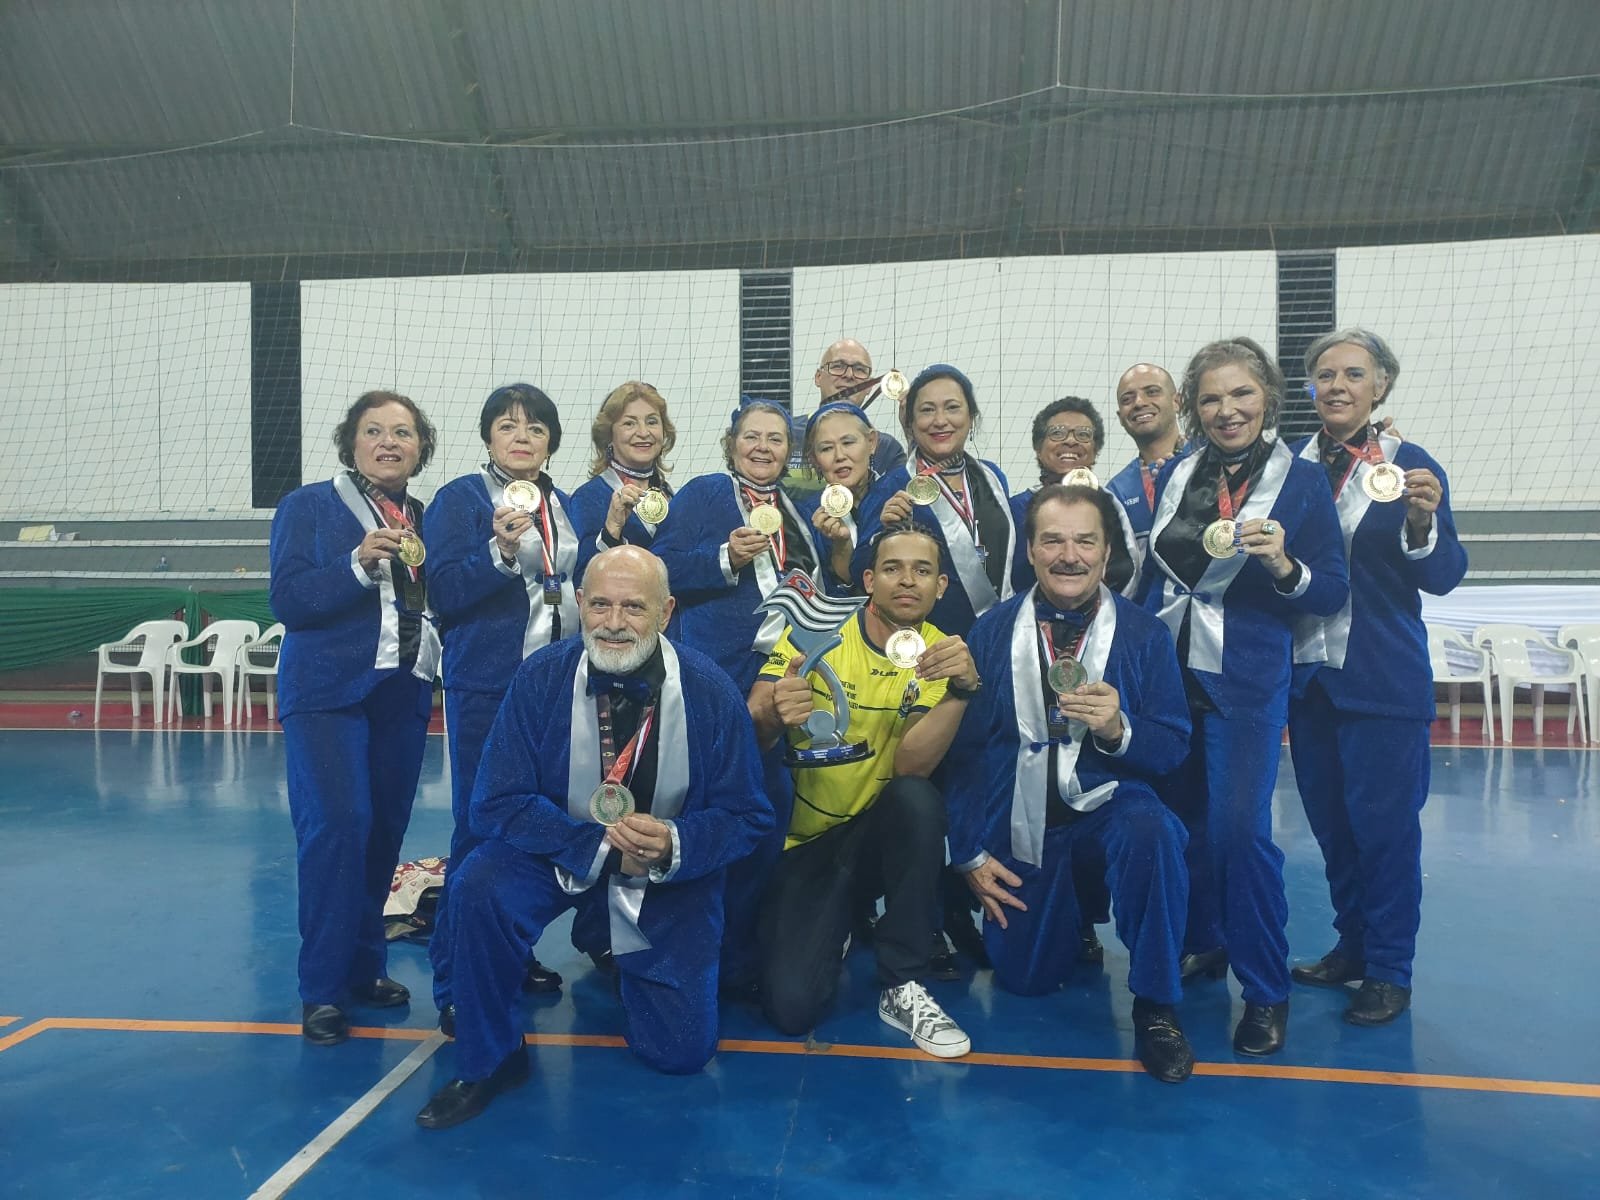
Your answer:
[759,611,948,849]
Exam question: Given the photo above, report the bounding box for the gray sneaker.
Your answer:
[879,981,972,1059]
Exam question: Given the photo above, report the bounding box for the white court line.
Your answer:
[248,1032,446,1199]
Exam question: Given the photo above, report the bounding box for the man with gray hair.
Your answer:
[417,546,773,1129]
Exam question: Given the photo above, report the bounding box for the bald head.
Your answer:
[1115,362,1180,449]
[814,338,873,401]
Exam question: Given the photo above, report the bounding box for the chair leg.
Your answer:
[1481,680,1494,743]
[152,669,164,727]
[94,672,105,724]
[130,675,141,719]
[1448,682,1461,736]
[221,670,235,726]
[1532,684,1545,739]
[266,678,276,721]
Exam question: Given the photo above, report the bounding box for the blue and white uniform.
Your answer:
[568,460,674,583]
[948,586,1192,1001]
[422,466,579,1007]
[444,636,772,1080]
[1287,429,1467,989]
[1010,480,1142,599]
[1140,438,1348,1006]
[270,473,441,1006]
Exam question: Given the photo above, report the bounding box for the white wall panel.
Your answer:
[301,278,398,490]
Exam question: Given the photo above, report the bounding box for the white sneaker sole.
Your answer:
[879,1007,972,1059]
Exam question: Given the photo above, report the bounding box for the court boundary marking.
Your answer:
[2,1016,1597,1100]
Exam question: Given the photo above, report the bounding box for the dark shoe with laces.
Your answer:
[1291,950,1365,988]
[301,1003,350,1046]
[415,1045,530,1131]
[350,977,410,1008]
[588,950,617,978]
[1132,998,1195,1083]
[522,956,563,994]
[1233,1001,1289,1056]
[438,1004,455,1038]
[928,932,961,982]
[943,916,991,969]
[1179,948,1228,982]
[1344,979,1411,1026]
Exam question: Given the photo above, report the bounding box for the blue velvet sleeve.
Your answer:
[423,476,519,623]
[268,487,372,629]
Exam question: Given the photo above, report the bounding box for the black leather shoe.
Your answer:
[351,977,410,1008]
[522,956,563,995]
[1291,950,1364,988]
[1132,998,1195,1083]
[1179,948,1228,982]
[1233,1001,1289,1056]
[1344,979,1411,1026]
[415,1045,530,1131]
[943,917,991,969]
[1078,925,1105,965]
[301,1003,349,1046]
[928,932,961,982]
[588,950,617,978]
[438,1004,455,1038]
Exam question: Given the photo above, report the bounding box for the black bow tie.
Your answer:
[1034,599,1092,628]
[586,669,656,703]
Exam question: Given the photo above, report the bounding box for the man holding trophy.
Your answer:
[747,524,979,1058]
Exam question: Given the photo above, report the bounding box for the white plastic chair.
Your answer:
[1557,624,1600,744]
[1474,623,1587,744]
[235,622,285,723]
[165,620,260,725]
[1426,623,1494,739]
[94,619,188,724]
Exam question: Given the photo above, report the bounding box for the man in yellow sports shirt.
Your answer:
[747,523,979,1058]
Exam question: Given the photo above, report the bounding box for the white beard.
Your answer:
[583,627,658,675]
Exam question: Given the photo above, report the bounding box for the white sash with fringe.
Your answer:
[555,638,691,955]
[1145,439,1291,676]
[1006,584,1118,867]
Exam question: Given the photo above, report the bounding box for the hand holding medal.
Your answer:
[1401,466,1442,535]
[1055,681,1125,742]
[605,811,673,874]
[356,526,408,576]
[492,504,533,561]
[1237,517,1296,580]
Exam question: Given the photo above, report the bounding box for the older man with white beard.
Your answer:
[417,546,773,1130]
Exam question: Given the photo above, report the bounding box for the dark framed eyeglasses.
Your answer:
[1044,424,1095,446]
[822,360,872,380]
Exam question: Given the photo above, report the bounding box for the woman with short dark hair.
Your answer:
[421,382,577,1021]
[270,389,441,1046]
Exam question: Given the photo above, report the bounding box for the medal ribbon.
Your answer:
[1141,460,1160,508]
[918,456,980,543]
[352,472,420,584]
[536,481,558,580]
[596,694,658,789]
[607,453,657,489]
[740,483,786,569]
[1324,427,1386,499]
[1215,467,1254,522]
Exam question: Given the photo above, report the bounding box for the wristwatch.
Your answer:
[946,677,983,701]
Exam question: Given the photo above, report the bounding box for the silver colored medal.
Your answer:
[589,781,636,827]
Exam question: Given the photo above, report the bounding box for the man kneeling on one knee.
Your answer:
[947,485,1196,1082]
[417,546,773,1130]
[748,524,978,1058]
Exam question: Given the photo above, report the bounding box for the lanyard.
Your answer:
[1216,467,1254,521]
[597,696,657,788]
[536,485,557,579]
[1325,428,1386,499]
[920,458,980,545]
[1037,618,1091,670]
[353,473,420,584]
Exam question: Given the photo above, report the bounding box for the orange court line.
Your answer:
[0,1016,20,1028]
[2,1015,1597,1100]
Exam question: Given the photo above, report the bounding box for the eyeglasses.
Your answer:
[822,360,872,380]
[1044,424,1095,446]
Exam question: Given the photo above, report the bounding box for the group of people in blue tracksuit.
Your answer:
[266,325,1464,1123]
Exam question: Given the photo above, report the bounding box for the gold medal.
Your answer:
[1362,461,1404,503]
[905,475,941,505]
[1048,656,1088,695]
[880,370,909,403]
[397,531,426,567]
[502,478,541,513]
[749,503,784,536]
[884,628,926,670]
[588,781,636,827]
[634,488,669,524]
[1063,467,1100,489]
[1201,519,1238,559]
[819,484,854,519]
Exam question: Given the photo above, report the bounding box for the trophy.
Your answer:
[755,569,872,767]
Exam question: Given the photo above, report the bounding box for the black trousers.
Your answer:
[758,776,946,1036]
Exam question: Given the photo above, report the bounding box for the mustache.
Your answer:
[1048,563,1089,576]
[594,628,639,642]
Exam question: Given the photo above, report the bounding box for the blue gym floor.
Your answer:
[1,727,1595,1199]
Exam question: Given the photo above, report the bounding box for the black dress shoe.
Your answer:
[1078,925,1105,965]
[350,977,410,1008]
[415,1045,530,1131]
[1233,1001,1289,1056]
[943,917,991,969]
[1131,998,1195,1083]
[301,1003,349,1046]
[1344,979,1411,1026]
[522,956,563,995]
[1291,950,1364,988]
[588,950,617,978]
[928,932,961,982]
[438,1004,455,1038]
[1179,948,1228,982]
